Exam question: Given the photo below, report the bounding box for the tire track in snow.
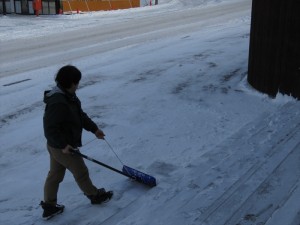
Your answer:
[264,179,300,225]
[224,142,300,225]
[188,103,300,225]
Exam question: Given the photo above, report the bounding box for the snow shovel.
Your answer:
[70,147,157,188]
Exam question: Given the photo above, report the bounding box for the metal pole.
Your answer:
[85,0,89,12]
[66,0,72,13]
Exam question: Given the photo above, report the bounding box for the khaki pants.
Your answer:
[44,145,98,205]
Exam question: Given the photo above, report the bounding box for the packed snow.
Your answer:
[0,0,299,224]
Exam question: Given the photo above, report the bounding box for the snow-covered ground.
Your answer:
[0,0,299,224]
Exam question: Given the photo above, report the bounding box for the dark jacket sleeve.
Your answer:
[43,102,69,149]
[81,109,98,133]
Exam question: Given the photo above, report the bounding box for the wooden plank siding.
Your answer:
[62,0,139,12]
[247,0,300,99]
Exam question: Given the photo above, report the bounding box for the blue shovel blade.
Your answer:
[122,165,157,187]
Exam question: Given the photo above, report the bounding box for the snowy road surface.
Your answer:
[0,0,251,77]
[0,0,299,224]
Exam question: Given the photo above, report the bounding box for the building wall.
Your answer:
[2,0,139,14]
[248,0,300,99]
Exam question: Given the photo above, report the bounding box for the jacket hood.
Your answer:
[44,85,78,105]
[43,86,65,104]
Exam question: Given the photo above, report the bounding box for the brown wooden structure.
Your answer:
[248,0,300,99]
[62,0,139,12]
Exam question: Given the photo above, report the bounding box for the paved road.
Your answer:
[0,0,251,77]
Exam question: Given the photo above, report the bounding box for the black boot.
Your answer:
[40,201,65,220]
[86,188,113,204]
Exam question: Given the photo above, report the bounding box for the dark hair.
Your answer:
[55,65,82,89]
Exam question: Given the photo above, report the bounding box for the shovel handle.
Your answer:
[70,149,135,179]
[70,149,156,187]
